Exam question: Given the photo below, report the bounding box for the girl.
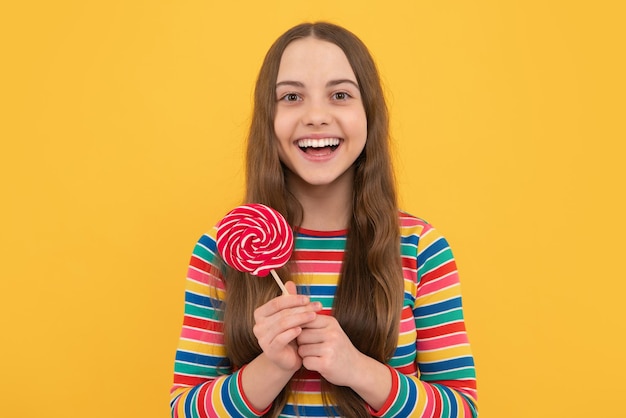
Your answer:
[170,22,478,417]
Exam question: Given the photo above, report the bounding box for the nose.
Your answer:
[302,99,331,126]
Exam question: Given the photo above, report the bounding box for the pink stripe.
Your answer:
[181,327,224,344]
[293,261,341,273]
[295,379,323,392]
[422,382,436,416]
[188,268,225,289]
[187,267,210,283]
[417,333,468,351]
[402,266,418,277]
[399,316,416,332]
[417,272,459,297]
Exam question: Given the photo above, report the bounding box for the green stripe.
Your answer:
[438,384,450,417]
[417,248,453,276]
[175,361,216,376]
[400,243,417,257]
[193,244,216,262]
[423,368,477,381]
[189,386,201,418]
[416,308,464,328]
[387,371,409,417]
[185,303,220,320]
[229,372,252,416]
[296,237,345,250]
[388,352,415,368]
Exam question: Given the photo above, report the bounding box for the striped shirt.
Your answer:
[170,212,478,417]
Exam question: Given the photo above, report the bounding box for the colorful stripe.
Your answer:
[170,212,477,417]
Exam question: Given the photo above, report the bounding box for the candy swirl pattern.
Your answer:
[216,204,294,277]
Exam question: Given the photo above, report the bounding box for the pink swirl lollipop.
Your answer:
[216,203,294,294]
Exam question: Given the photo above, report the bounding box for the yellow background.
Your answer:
[1,1,624,417]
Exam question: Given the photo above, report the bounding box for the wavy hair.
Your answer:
[221,22,404,417]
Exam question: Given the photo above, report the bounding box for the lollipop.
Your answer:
[216,203,294,295]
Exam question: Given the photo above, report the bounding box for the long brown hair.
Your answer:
[221,22,404,417]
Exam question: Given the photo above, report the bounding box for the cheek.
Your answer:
[273,108,295,139]
[346,110,368,140]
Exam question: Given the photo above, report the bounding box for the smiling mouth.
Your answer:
[297,138,341,155]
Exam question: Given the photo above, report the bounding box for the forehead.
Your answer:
[276,37,356,82]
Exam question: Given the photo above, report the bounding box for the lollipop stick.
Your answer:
[270,269,289,295]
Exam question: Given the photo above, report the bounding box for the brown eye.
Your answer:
[284,93,299,102]
[333,92,349,100]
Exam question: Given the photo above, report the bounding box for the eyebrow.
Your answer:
[275,79,360,89]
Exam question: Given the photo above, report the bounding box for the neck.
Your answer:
[286,168,354,231]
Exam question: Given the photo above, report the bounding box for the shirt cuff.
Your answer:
[237,365,273,416]
[366,364,399,417]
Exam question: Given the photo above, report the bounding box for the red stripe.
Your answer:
[190,255,212,273]
[184,316,223,332]
[432,386,443,416]
[401,256,417,269]
[420,260,457,283]
[197,382,211,418]
[396,363,417,374]
[401,306,414,320]
[174,374,209,386]
[418,322,466,339]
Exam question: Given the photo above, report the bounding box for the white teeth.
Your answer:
[297,138,340,148]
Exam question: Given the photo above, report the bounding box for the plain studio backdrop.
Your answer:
[1,1,624,417]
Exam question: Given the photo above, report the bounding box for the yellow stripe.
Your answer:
[415,284,460,305]
[417,227,441,249]
[399,221,426,237]
[294,273,341,286]
[414,380,429,413]
[288,392,325,405]
[210,378,229,416]
[397,329,417,346]
[178,338,226,357]
[418,345,472,363]
[186,276,225,299]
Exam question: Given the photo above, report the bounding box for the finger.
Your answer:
[299,312,331,329]
[255,308,316,340]
[297,326,331,345]
[254,293,310,318]
[284,280,297,295]
[268,326,304,348]
[298,343,326,360]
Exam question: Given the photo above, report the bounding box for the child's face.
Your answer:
[274,37,367,191]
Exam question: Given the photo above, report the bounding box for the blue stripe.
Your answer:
[393,343,416,357]
[397,375,418,417]
[282,404,340,416]
[198,234,217,252]
[414,297,462,317]
[299,284,337,296]
[420,356,475,373]
[186,291,216,307]
[176,350,227,367]
[220,375,239,416]
[183,384,200,417]
[416,236,449,266]
[438,384,458,417]
[401,234,418,246]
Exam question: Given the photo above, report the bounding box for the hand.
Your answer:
[296,314,364,387]
[253,281,321,373]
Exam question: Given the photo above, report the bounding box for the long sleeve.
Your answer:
[171,216,477,417]
[170,231,264,418]
[372,217,478,417]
